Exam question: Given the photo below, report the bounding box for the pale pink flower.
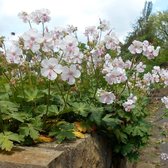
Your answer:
[92,43,105,57]
[70,52,84,64]
[41,58,62,80]
[30,9,51,24]
[61,65,81,85]
[104,54,111,61]
[42,32,54,52]
[22,29,43,52]
[128,40,143,54]
[123,94,137,112]
[98,19,110,31]
[104,34,120,51]
[84,26,98,39]
[161,96,168,109]
[161,153,168,160]
[60,35,79,56]
[124,60,132,69]
[135,62,146,73]
[102,62,113,75]
[143,72,153,85]
[53,27,67,40]
[105,67,127,85]
[112,57,125,68]
[142,40,149,48]
[67,25,77,34]
[159,69,168,86]
[152,73,160,83]
[143,45,160,59]
[152,66,161,74]
[6,46,25,64]
[18,11,30,23]
[97,89,116,104]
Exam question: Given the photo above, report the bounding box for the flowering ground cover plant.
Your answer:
[0,9,168,164]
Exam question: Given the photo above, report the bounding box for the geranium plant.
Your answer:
[0,9,168,166]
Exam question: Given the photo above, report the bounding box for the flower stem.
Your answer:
[55,81,66,108]
[42,23,45,36]
[28,21,32,29]
[19,68,25,99]
[46,80,51,116]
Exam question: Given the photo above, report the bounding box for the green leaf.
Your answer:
[113,129,127,143]
[0,101,18,113]
[19,126,30,137]
[35,104,59,117]
[0,92,9,100]
[89,107,104,125]
[35,105,46,116]
[10,112,27,122]
[6,132,21,142]
[47,105,59,116]
[121,144,134,156]
[71,102,89,117]
[102,114,121,128]
[24,88,43,102]
[19,123,40,140]
[1,137,13,151]
[0,132,21,151]
[49,122,75,143]
[29,125,39,139]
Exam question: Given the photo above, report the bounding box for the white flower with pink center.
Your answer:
[143,45,160,59]
[104,34,120,51]
[42,32,54,52]
[152,73,160,83]
[67,25,77,34]
[123,94,137,112]
[143,72,153,85]
[160,69,168,86]
[98,19,110,31]
[61,65,81,85]
[70,52,84,64]
[53,27,67,40]
[152,66,161,74]
[60,35,79,56]
[112,57,125,68]
[6,46,25,64]
[161,153,168,160]
[22,29,43,52]
[135,62,146,73]
[41,58,62,80]
[84,26,98,39]
[18,11,30,23]
[30,9,51,24]
[92,43,105,57]
[128,40,143,54]
[161,96,168,109]
[124,60,132,69]
[105,67,127,85]
[102,62,113,75]
[97,89,116,104]
[143,40,149,49]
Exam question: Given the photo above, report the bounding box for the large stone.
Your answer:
[0,147,63,168]
[0,134,112,168]
[136,162,156,168]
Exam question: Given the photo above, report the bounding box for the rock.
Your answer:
[0,134,112,168]
[0,147,63,168]
[136,162,156,168]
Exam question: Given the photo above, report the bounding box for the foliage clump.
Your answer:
[0,9,168,163]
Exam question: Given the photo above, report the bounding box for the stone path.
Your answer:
[134,88,168,168]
